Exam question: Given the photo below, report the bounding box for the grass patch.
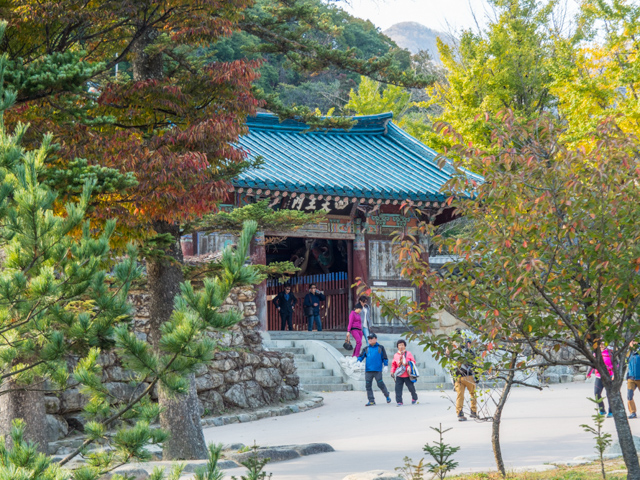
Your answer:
[451,458,628,479]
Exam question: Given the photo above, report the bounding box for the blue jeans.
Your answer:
[363,327,370,340]
[308,315,322,331]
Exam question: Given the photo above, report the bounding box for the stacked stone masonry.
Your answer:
[45,287,299,442]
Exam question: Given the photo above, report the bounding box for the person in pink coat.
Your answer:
[346,305,364,357]
[391,339,418,406]
[587,340,614,417]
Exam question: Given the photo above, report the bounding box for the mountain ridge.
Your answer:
[383,21,454,62]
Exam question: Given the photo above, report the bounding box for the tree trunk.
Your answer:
[250,231,267,331]
[147,220,207,460]
[605,382,640,480]
[491,353,517,477]
[0,382,47,453]
[131,23,207,460]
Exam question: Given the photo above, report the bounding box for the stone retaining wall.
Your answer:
[45,287,299,442]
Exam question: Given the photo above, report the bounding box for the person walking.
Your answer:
[357,333,391,406]
[303,284,325,332]
[273,285,296,331]
[448,335,478,422]
[358,296,372,339]
[391,339,418,406]
[587,340,614,417]
[626,341,640,419]
[346,305,364,357]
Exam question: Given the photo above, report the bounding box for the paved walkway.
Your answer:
[202,382,633,480]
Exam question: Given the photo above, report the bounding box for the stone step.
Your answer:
[297,369,333,377]
[272,347,305,354]
[302,383,353,392]
[294,361,324,369]
[293,354,315,362]
[416,375,446,383]
[299,376,345,385]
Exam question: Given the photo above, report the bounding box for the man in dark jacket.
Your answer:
[303,284,325,332]
[357,333,391,406]
[273,285,296,331]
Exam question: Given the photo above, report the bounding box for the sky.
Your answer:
[340,0,580,33]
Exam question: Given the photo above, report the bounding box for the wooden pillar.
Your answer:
[347,239,354,307]
[250,231,268,331]
[418,233,430,307]
[353,229,368,293]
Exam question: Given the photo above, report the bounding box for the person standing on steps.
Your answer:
[346,304,364,357]
[357,333,391,406]
[391,339,418,406]
[273,285,296,331]
[303,284,325,332]
[358,296,372,339]
[626,341,640,419]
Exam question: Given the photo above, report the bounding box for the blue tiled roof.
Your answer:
[234,112,466,202]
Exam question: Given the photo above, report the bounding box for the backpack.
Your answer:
[409,360,420,382]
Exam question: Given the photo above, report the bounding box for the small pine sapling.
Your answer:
[580,399,613,480]
[423,424,460,480]
[231,443,272,480]
[192,443,225,480]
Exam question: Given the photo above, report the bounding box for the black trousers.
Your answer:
[395,376,418,403]
[594,377,611,414]
[365,371,389,403]
[280,311,293,331]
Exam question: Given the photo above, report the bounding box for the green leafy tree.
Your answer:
[551,0,640,143]
[423,0,562,152]
[199,199,324,234]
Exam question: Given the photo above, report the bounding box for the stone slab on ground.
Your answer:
[104,467,149,480]
[342,471,402,480]
[551,459,591,467]
[200,392,323,428]
[511,465,557,473]
[574,453,622,461]
[227,443,334,464]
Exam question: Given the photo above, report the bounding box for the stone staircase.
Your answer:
[269,341,353,392]
[268,333,449,391]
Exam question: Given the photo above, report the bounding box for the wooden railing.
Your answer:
[267,272,350,331]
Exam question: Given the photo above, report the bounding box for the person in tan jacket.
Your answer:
[448,332,478,422]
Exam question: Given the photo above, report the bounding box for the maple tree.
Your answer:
[369,111,640,478]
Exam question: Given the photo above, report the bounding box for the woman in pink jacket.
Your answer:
[346,305,364,357]
[391,339,418,406]
[587,340,614,417]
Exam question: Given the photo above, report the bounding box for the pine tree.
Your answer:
[0,21,141,453]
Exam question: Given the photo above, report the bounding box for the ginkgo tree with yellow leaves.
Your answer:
[551,0,640,142]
